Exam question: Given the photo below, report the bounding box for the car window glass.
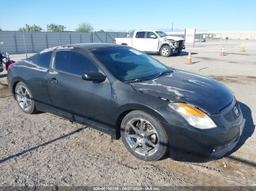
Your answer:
[146,32,156,39]
[135,32,146,38]
[55,51,97,75]
[91,47,168,82]
[28,51,52,68]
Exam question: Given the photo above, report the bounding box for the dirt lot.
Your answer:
[0,40,255,187]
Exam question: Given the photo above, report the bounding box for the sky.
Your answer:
[1,0,256,32]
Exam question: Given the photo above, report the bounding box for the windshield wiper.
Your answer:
[125,78,144,83]
[126,70,173,83]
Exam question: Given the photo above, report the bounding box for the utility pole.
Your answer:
[171,22,174,32]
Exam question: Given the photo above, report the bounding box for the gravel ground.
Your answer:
[0,39,255,187]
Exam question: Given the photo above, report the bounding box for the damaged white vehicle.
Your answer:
[115,30,185,57]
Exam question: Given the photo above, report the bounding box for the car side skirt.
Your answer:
[36,102,120,139]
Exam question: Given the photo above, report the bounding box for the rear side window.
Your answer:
[54,51,97,76]
[29,51,52,68]
[135,32,146,38]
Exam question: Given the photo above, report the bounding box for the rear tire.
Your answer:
[0,64,3,73]
[160,45,172,57]
[15,82,37,114]
[121,110,168,161]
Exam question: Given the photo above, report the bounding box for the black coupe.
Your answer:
[7,44,245,161]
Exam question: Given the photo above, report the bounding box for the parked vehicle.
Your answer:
[8,44,245,161]
[0,53,3,73]
[115,30,185,57]
[0,52,15,73]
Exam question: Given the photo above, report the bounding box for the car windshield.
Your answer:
[156,31,168,38]
[91,47,169,82]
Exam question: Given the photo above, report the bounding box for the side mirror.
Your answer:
[150,35,157,39]
[82,71,106,83]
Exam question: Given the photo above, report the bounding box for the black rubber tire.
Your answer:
[0,64,3,73]
[121,110,168,161]
[15,81,37,114]
[173,49,182,56]
[160,45,172,57]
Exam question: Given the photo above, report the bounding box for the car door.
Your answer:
[132,31,149,51]
[25,51,53,106]
[145,32,159,52]
[47,49,113,123]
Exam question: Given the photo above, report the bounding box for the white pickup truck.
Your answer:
[115,30,185,57]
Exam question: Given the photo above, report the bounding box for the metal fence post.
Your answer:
[14,32,18,54]
[22,31,28,58]
[46,33,49,48]
[90,32,93,43]
[31,33,35,52]
[80,34,82,43]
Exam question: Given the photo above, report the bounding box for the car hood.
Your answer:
[131,70,234,114]
[165,36,184,41]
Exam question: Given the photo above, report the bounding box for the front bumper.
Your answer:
[208,118,245,158]
[173,40,185,51]
[163,100,245,158]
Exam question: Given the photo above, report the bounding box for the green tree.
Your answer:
[75,23,93,32]
[96,29,105,32]
[0,28,2,31]
[19,24,42,32]
[47,24,66,32]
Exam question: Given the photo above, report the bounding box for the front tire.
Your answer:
[173,49,182,56]
[121,110,168,161]
[160,45,172,57]
[15,82,37,114]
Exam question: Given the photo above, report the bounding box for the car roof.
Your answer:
[40,43,121,54]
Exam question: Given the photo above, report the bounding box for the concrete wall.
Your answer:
[0,31,127,54]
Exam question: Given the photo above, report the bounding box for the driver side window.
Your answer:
[54,51,98,76]
[146,32,157,39]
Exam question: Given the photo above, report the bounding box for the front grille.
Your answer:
[174,41,183,48]
[179,40,185,49]
[224,103,240,122]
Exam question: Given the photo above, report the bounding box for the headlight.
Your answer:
[168,39,175,44]
[169,103,217,129]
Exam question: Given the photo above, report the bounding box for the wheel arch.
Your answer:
[159,43,172,51]
[11,77,26,95]
[115,104,168,135]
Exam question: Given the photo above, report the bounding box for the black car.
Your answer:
[7,44,245,161]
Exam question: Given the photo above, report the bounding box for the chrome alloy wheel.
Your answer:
[15,84,33,112]
[124,118,160,157]
[161,47,170,56]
